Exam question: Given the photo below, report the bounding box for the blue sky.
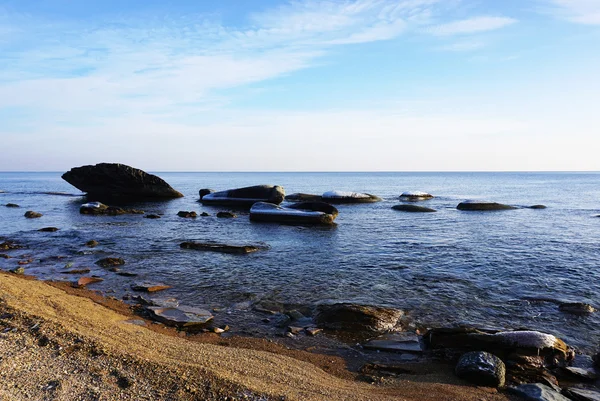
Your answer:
[1,0,599,171]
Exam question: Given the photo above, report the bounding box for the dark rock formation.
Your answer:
[180,242,261,254]
[285,193,323,202]
[558,302,595,315]
[399,191,434,201]
[144,214,161,219]
[199,189,215,199]
[0,241,23,250]
[131,283,172,292]
[201,185,285,208]
[564,387,600,401]
[38,227,59,232]
[216,211,237,218]
[392,204,436,213]
[95,257,125,268]
[85,240,99,248]
[5,203,19,208]
[457,200,517,211]
[62,163,183,200]
[250,201,338,225]
[146,306,213,328]
[177,211,197,218]
[455,351,506,387]
[529,205,547,209]
[314,303,404,334]
[508,383,571,401]
[24,211,43,218]
[80,202,144,215]
[321,191,381,204]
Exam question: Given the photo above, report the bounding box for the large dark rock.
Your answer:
[558,302,595,315]
[321,191,381,204]
[201,185,285,208]
[62,163,183,200]
[509,383,571,401]
[392,204,436,213]
[250,202,338,225]
[314,303,404,334]
[455,351,506,387]
[457,200,517,211]
[180,242,261,254]
[5,203,19,208]
[199,188,215,199]
[285,193,323,202]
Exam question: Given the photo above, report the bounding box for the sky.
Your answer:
[0,0,599,171]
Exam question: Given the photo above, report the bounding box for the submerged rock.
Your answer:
[457,200,517,211]
[74,276,104,288]
[392,204,436,213]
[216,211,237,218]
[201,185,285,208]
[38,227,59,232]
[0,241,23,250]
[455,351,506,388]
[528,205,548,209]
[250,201,338,225]
[321,191,381,204]
[24,211,43,218]
[558,302,595,315]
[177,211,197,218]
[314,303,404,334]
[5,203,19,208]
[144,214,161,219]
[10,266,25,275]
[362,333,422,353]
[146,306,213,328]
[85,240,99,248]
[399,191,434,201]
[62,268,91,274]
[285,193,323,202]
[80,202,144,215]
[62,163,183,200]
[180,242,261,254]
[95,257,125,268]
[509,383,571,401]
[131,283,172,292]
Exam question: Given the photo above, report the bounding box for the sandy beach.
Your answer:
[0,272,517,401]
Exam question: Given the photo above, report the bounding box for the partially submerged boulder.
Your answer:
[38,227,59,232]
[146,306,213,328]
[62,163,183,200]
[5,203,19,208]
[392,204,436,213]
[455,351,506,387]
[177,211,197,218]
[180,242,261,254]
[285,193,323,202]
[457,200,517,211]
[95,257,125,268]
[399,191,434,201]
[322,191,381,204]
[362,333,422,353]
[199,188,215,199]
[201,185,285,208]
[314,303,404,334]
[131,283,172,292]
[24,211,43,218]
[80,202,144,215]
[558,302,595,315]
[249,202,338,225]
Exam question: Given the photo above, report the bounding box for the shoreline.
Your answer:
[0,272,515,401]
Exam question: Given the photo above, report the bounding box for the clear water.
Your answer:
[1,172,599,352]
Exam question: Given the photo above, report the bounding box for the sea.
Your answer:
[1,172,599,352]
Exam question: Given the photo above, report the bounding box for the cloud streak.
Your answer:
[544,0,600,25]
[427,16,517,36]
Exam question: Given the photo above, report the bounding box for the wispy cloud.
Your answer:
[543,0,600,25]
[427,16,517,36]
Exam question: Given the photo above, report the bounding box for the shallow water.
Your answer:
[1,172,599,351]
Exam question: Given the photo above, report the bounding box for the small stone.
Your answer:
[285,332,297,339]
[74,277,104,288]
[216,211,236,218]
[86,240,99,248]
[95,257,125,268]
[177,211,197,218]
[261,318,271,323]
[0,254,10,259]
[108,267,120,272]
[529,205,547,209]
[10,266,25,274]
[287,326,303,335]
[131,283,172,292]
[455,351,506,388]
[116,271,138,277]
[24,211,43,218]
[5,203,19,208]
[287,310,305,320]
[62,268,91,274]
[213,327,225,334]
[38,227,59,232]
[144,214,161,219]
[200,212,209,217]
[305,327,322,336]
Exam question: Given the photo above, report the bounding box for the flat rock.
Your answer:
[201,185,285,208]
[559,302,595,315]
[457,200,517,211]
[62,268,91,274]
[38,227,59,232]
[95,257,125,267]
[146,306,213,328]
[80,202,144,215]
[116,271,138,277]
[285,193,323,202]
[10,266,25,274]
[321,191,381,204]
[399,191,434,201]
[455,351,506,388]
[5,203,19,208]
[392,204,436,213]
[250,201,338,225]
[62,163,183,200]
[180,242,261,254]
[131,283,172,292]
[509,383,571,401]
[562,367,599,381]
[24,211,43,218]
[74,276,104,288]
[216,211,237,218]
[314,303,404,334]
[564,388,600,401]
[528,205,548,209]
[362,333,422,353]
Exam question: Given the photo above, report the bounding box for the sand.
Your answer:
[0,272,516,400]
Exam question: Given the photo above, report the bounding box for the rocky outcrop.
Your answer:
[399,191,434,201]
[80,202,144,215]
[509,383,571,401]
[321,191,381,204]
[455,351,506,387]
[457,200,517,211]
[285,193,323,202]
[24,211,43,218]
[564,387,600,401]
[314,303,404,334]
[201,185,285,208]
[250,202,338,225]
[180,242,261,254]
[392,204,436,213]
[62,163,183,200]
[199,189,215,199]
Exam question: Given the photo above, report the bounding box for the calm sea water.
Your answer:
[1,172,599,352]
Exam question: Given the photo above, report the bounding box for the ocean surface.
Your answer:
[1,172,599,352]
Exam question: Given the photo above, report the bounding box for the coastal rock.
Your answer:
[24,211,43,218]
[10,266,25,274]
[85,240,99,248]
[392,204,436,213]
[314,303,404,334]
[285,193,323,202]
[455,351,506,387]
[146,306,213,328]
[95,257,125,268]
[74,276,104,288]
[457,200,517,211]
[80,202,144,215]
[62,163,183,200]
[561,367,598,381]
[144,214,161,219]
[529,205,548,209]
[509,383,571,401]
[5,203,19,208]
[399,191,434,201]
[131,283,172,292]
[62,268,91,274]
[200,212,209,217]
[201,185,285,208]
[0,254,10,259]
[0,241,23,250]
[216,211,237,218]
[180,242,261,254]
[362,333,422,353]
[199,189,215,199]
[321,191,381,204]
[250,202,338,225]
[564,388,600,401]
[559,302,595,315]
[177,211,197,218]
[38,227,59,232]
